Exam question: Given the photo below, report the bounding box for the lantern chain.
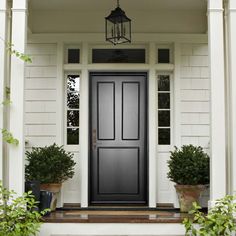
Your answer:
[117,0,120,7]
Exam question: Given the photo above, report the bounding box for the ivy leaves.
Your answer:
[1,129,19,146]
[6,43,32,63]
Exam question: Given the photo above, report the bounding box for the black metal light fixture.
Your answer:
[105,0,131,45]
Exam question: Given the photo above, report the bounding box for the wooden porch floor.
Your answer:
[43,209,191,223]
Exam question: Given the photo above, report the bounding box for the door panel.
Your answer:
[97,82,115,140]
[90,72,147,204]
[122,82,140,140]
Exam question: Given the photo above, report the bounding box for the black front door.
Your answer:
[90,72,147,204]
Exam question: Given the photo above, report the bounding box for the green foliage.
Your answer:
[1,129,19,146]
[7,43,32,63]
[25,143,76,184]
[183,195,236,236]
[167,145,210,185]
[0,181,48,236]
[1,87,12,106]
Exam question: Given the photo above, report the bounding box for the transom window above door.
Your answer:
[91,48,146,63]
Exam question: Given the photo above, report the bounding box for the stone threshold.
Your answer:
[43,209,191,223]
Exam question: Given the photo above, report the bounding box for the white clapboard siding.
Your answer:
[25,78,57,90]
[25,90,57,101]
[24,43,57,150]
[25,113,57,125]
[25,137,57,147]
[25,101,57,113]
[25,67,57,78]
[25,125,57,136]
[180,43,210,149]
[26,43,57,55]
[180,43,210,207]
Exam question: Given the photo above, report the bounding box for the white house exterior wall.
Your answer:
[24,39,209,207]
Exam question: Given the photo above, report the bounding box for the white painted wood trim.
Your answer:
[8,0,27,194]
[148,42,157,207]
[40,223,185,236]
[28,33,208,44]
[80,42,89,207]
[227,0,236,195]
[56,42,65,207]
[208,0,226,200]
[172,42,182,206]
[0,0,7,181]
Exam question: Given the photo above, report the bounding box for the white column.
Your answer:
[208,0,226,201]
[80,42,89,207]
[148,42,157,207]
[0,0,7,181]
[8,0,27,194]
[227,0,236,195]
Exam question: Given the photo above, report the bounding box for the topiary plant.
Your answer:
[25,143,76,184]
[167,145,210,185]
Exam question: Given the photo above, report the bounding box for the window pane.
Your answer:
[67,75,80,92]
[158,49,170,63]
[67,128,79,145]
[67,75,80,109]
[67,92,80,109]
[92,49,146,63]
[67,110,79,127]
[158,93,170,109]
[158,128,170,145]
[158,75,170,91]
[158,111,170,127]
[68,49,80,63]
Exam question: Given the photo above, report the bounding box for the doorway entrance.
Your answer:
[89,72,148,204]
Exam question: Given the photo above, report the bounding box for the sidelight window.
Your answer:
[65,74,80,145]
[158,74,171,145]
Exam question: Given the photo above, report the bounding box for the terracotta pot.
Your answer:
[40,183,62,193]
[175,184,206,212]
[40,183,62,211]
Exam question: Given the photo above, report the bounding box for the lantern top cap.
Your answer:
[105,3,131,23]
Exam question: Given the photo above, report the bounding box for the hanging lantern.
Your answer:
[105,0,131,45]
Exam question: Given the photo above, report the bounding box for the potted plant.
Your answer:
[167,145,210,212]
[25,143,76,210]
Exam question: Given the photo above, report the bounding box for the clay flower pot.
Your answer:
[40,183,62,211]
[175,185,206,212]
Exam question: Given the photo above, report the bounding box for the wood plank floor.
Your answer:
[43,209,191,223]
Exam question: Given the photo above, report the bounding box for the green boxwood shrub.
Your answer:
[25,143,76,184]
[167,145,210,185]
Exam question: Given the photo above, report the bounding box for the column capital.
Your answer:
[208,0,223,11]
[12,0,27,10]
[228,0,236,11]
[0,0,7,10]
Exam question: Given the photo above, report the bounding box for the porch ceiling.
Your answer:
[28,0,207,34]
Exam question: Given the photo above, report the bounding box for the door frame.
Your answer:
[88,71,149,205]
